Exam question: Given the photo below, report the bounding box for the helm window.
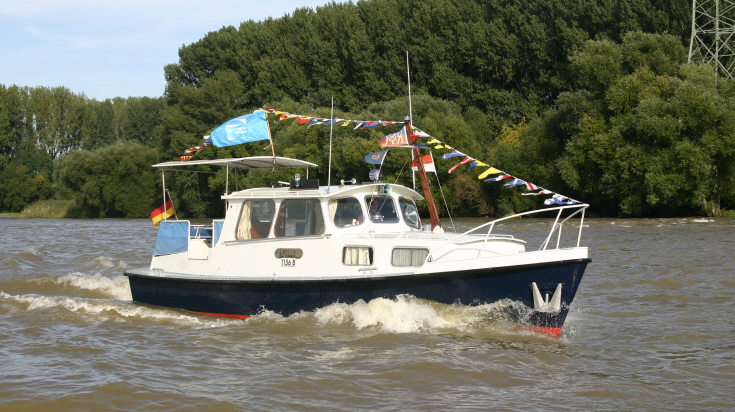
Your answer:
[365,196,399,223]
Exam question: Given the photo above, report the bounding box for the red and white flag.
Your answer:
[379,126,409,148]
[448,157,473,173]
[410,153,436,174]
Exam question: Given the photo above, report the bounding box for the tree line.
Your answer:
[2,0,734,217]
[0,85,164,214]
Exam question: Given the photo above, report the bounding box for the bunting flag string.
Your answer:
[504,178,526,187]
[485,174,511,182]
[261,106,582,206]
[524,182,540,191]
[179,136,212,161]
[523,189,553,196]
[442,150,465,160]
[543,194,579,205]
[477,167,503,179]
[448,157,472,173]
[262,107,403,129]
[402,127,581,206]
[411,125,580,205]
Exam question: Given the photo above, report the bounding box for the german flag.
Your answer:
[150,194,174,227]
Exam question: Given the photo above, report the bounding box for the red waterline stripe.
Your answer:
[524,326,562,337]
[194,311,251,320]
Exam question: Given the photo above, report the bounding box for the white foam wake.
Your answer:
[312,295,520,334]
[0,291,235,328]
[55,273,132,301]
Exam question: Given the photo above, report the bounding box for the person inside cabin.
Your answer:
[365,196,399,223]
[368,198,381,221]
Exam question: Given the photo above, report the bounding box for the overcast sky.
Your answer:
[0,0,330,100]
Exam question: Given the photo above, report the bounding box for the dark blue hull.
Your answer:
[125,258,589,334]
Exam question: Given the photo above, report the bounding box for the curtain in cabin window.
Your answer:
[236,201,252,240]
[343,247,372,265]
[329,200,338,221]
[391,248,429,266]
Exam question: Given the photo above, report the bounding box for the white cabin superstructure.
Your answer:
[147,181,560,281]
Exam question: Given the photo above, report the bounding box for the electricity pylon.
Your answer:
[688,0,735,79]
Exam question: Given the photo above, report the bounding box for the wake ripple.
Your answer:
[55,273,132,301]
[0,291,237,328]
[3,273,557,337]
[247,295,542,337]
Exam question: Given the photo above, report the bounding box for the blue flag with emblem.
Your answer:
[364,151,388,165]
[211,111,270,147]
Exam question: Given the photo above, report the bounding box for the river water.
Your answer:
[0,217,733,411]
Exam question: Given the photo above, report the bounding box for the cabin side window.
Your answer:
[392,248,429,266]
[399,197,422,229]
[329,197,364,227]
[236,200,275,240]
[343,247,373,265]
[274,199,325,237]
[365,195,399,223]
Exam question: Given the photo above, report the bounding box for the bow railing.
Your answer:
[425,204,588,263]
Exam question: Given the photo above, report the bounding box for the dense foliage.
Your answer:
[3,0,735,218]
[166,0,690,122]
[492,33,735,216]
[53,143,161,217]
[0,85,164,214]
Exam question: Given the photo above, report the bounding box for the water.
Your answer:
[1,217,733,411]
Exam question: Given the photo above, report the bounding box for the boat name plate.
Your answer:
[274,248,303,259]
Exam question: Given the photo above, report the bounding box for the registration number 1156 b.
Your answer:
[281,258,296,267]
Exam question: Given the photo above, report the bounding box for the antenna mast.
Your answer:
[407,51,416,191]
[327,96,334,191]
[405,52,441,231]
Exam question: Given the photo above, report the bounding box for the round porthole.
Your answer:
[404,204,418,225]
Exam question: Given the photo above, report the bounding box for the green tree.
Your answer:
[164,0,692,125]
[27,86,90,158]
[53,143,161,217]
[0,85,27,159]
[0,161,52,212]
[84,99,116,150]
[121,96,165,146]
[536,32,735,216]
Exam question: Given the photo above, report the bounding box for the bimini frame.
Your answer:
[151,156,318,224]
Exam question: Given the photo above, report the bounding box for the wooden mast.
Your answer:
[407,118,441,230]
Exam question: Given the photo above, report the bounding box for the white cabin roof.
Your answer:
[223,183,424,202]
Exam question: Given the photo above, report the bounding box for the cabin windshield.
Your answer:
[365,195,399,223]
[329,197,364,227]
[275,199,325,237]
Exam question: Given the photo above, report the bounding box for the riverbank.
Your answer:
[17,199,78,218]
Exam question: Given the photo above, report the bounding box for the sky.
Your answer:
[0,0,331,100]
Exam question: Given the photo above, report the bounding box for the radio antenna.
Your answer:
[407,51,416,190]
[327,96,334,192]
